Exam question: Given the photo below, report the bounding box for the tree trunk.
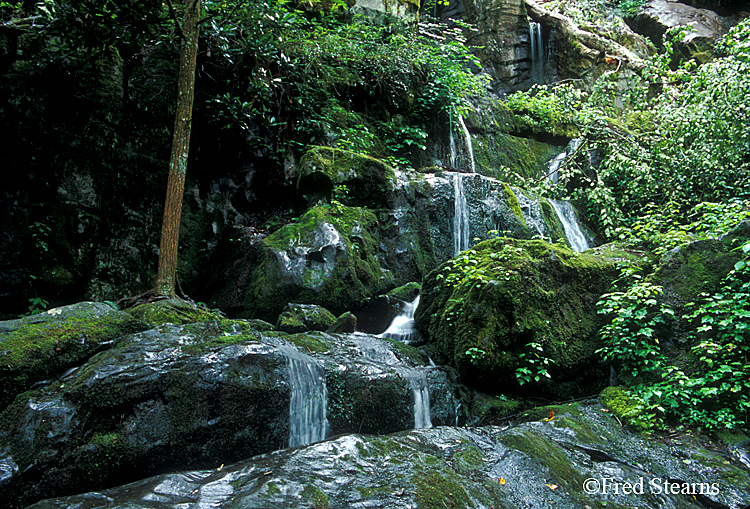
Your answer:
[155,0,201,297]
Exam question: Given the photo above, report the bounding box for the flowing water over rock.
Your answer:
[452,173,471,255]
[30,400,750,509]
[529,20,545,84]
[379,294,420,343]
[549,199,591,252]
[284,349,330,447]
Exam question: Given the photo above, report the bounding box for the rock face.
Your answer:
[626,0,731,55]
[415,239,635,398]
[207,147,572,321]
[457,0,534,93]
[276,303,337,333]
[28,400,750,509]
[349,0,420,24]
[0,307,460,507]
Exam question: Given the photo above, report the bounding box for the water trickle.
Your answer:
[286,352,329,448]
[380,295,420,343]
[549,199,591,252]
[452,173,471,255]
[511,187,547,239]
[457,115,475,174]
[529,21,545,84]
[409,371,432,429]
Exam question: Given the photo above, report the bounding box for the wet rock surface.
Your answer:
[0,311,460,507]
[28,400,750,509]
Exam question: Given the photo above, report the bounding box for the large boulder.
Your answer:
[626,0,732,60]
[28,399,750,509]
[0,317,460,507]
[415,239,641,398]
[276,303,337,333]
[0,302,148,410]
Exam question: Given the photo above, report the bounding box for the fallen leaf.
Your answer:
[217,464,224,472]
[544,410,555,422]
[545,484,559,490]
[498,478,506,485]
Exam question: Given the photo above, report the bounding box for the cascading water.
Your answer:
[529,21,545,84]
[409,371,432,429]
[549,199,591,252]
[286,352,329,447]
[511,187,547,239]
[380,295,420,343]
[452,173,471,255]
[457,115,476,174]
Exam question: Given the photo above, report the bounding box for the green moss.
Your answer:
[284,331,331,353]
[0,311,146,409]
[382,337,427,365]
[503,183,525,224]
[453,446,484,473]
[267,482,281,495]
[471,392,523,421]
[414,470,472,509]
[301,483,329,509]
[244,205,393,320]
[386,281,421,302]
[599,386,653,432]
[415,237,623,398]
[127,298,222,326]
[297,146,396,209]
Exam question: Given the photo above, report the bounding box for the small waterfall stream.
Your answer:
[529,21,545,84]
[549,200,591,252]
[452,173,471,255]
[286,351,330,447]
[380,295,420,342]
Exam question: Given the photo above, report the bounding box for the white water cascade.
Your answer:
[529,21,545,84]
[452,173,471,255]
[286,352,329,447]
[448,115,475,173]
[380,295,420,343]
[549,199,591,252]
[409,371,433,429]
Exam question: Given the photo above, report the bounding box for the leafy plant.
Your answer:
[515,341,554,385]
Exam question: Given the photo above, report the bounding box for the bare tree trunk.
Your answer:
[155,0,201,297]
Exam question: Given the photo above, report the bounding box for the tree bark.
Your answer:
[525,0,647,73]
[155,0,201,297]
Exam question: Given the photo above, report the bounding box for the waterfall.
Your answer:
[447,115,475,173]
[380,295,420,343]
[452,173,471,255]
[529,21,545,84]
[286,353,329,447]
[409,372,432,429]
[511,187,547,239]
[549,200,591,252]
[547,152,566,185]
[457,115,475,173]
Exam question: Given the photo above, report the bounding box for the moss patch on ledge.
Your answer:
[127,298,223,326]
[0,303,148,409]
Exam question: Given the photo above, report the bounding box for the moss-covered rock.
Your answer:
[599,386,653,432]
[655,220,750,304]
[386,281,421,302]
[276,303,337,333]
[327,311,358,334]
[0,302,148,410]
[236,205,396,321]
[297,147,396,209]
[126,298,223,326]
[415,238,628,398]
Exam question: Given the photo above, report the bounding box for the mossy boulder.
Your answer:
[126,298,223,326]
[276,303,337,333]
[655,220,750,304]
[415,238,627,398]
[387,281,421,302]
[297,147,396,209]
[0,302,148,410]
[327,311,358,333]
[227,205,399,321]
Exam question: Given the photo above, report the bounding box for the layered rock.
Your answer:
[28,400,750,509]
